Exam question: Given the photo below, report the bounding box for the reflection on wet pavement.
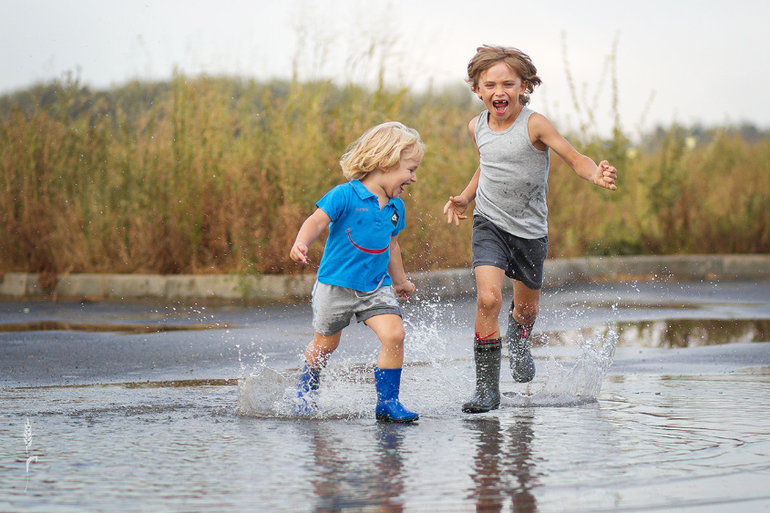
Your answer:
[1,279,769,511]
[537,319,770,348]
[0,320,231,333]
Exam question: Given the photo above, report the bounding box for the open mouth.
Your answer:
[492,99,508,114]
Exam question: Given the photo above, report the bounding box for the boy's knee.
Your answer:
[309,333,340,353]
[306,343,331,360]
[381,326,406,347]
[477,289,502,314]
[512,303,539,325]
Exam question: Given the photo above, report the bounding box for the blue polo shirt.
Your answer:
[316,180,406,292]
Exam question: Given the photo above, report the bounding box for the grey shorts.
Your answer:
[311,281,402,336]
[471,215,548,290]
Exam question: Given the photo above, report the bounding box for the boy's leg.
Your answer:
[506,280,540,383]
[461,265,506,414]
[365,314,418,422]
[305,331,342,369]
[511,280,540,327]
[474,265,507,340]
[296,331,341,415]
[364,314,405,369]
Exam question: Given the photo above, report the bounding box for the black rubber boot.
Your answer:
[506,309,536,383]
[462,338,502,413]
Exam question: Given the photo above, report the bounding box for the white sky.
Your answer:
[3,0,770,137]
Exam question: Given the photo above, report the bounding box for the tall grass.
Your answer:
[1,69,768,283]
[546,127,770,258]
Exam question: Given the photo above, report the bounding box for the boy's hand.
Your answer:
[392,280,416,300]
[595,160,618,190]
[290,242,310,264]
[443,195,470,226]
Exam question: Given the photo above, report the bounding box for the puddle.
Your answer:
[536,318,769,348]
[0,321,233,333]
[4,365,770,513]
[13,379,239,390]
[2,281,769,511]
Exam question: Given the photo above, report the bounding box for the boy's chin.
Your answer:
[491,106,509,117]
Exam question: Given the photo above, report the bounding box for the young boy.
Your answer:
[444,45,618,413]
[290,121,425,423]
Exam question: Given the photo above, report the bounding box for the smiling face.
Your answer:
[475,61,528,128]
[382,156,420,199]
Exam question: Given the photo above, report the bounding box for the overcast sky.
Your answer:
[3,0,769,138]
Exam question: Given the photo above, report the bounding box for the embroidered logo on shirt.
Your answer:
[391,212,399,227]
[346,229,389,254]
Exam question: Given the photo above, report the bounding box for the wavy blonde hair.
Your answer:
[340,121,426,181]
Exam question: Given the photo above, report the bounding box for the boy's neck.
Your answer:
[488,103,523,132]
[359,172,390,209]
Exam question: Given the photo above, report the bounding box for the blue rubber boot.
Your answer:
[506,310,536,383]
[295,365,321,416]
[374,367,419,423]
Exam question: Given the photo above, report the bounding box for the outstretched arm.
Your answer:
[290,208,332,264]
[529,113,617,190]
[388,236,415,300]
[444,167,480,226]
[444,116,482,226]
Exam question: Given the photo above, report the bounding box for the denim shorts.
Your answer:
[311,281,402,336]
[471,215,548,290]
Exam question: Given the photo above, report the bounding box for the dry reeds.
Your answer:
[1,71,768,280]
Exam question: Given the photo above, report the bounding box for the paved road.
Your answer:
[1,280,769,388]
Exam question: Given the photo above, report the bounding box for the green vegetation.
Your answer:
[1,72,768,280]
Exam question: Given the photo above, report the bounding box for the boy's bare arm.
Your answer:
[444,116,482,225]
[290,208,332,264]
[444,167,480,225]
[388,236,415,300]
[529,113,618,191]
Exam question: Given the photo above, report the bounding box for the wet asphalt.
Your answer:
[1,279,769,388]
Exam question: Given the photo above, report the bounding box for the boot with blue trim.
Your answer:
[374,367,419,423]
[295,364,321,415]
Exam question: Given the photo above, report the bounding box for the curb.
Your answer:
[1,255,768,302]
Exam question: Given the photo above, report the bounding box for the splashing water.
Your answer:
[502,324,618,407]
[237,366,288,416]
[237,304,619,418]
[237,360,381,419]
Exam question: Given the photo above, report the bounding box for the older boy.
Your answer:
[445,45,617,413]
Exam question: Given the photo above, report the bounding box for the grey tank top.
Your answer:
[473,107,550,239]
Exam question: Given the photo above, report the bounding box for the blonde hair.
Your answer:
[466,45,542,106]
[340,121,426,181]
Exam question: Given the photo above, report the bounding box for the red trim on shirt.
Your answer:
[346,229,389,254]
